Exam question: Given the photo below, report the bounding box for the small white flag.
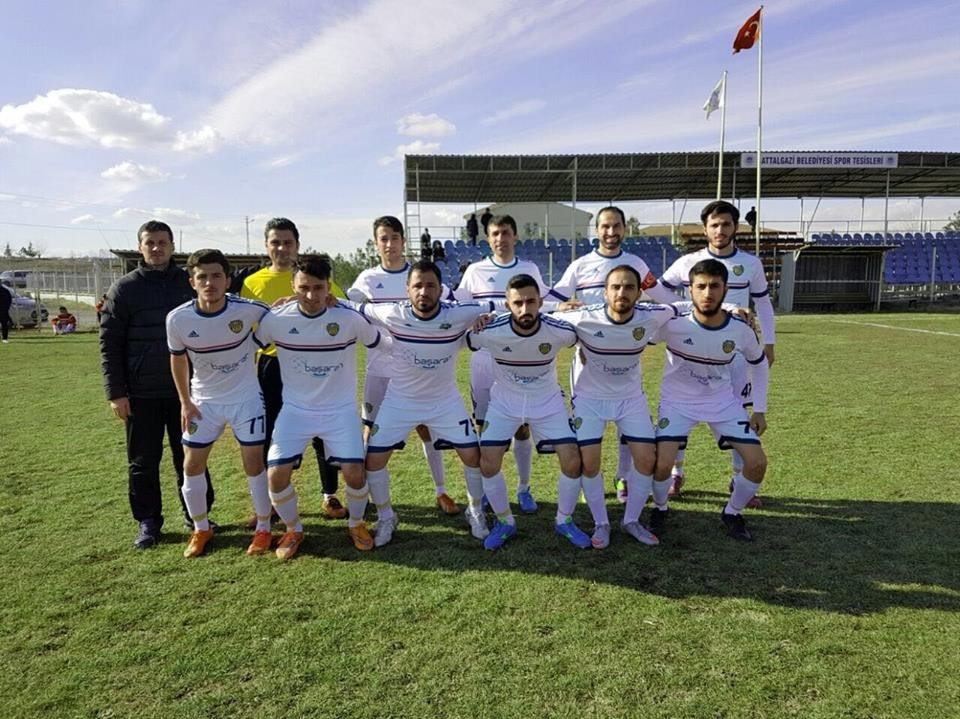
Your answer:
[703,74,725,119]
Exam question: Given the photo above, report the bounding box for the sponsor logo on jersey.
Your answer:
[538,342,552,355]
[439,322,452,330]
[187,421,198,434]
[732,265,744,276]
[658,417,670,429]
[188,330,200,338]
[683,337,694,345]
[594,330,605,338]
[376,282,384,288]
[632,327,645,341]
[289,327,300,334]
[326,322,340,336]
[722,339,736,353]
[228,320,243,333]
[502,346,512,352]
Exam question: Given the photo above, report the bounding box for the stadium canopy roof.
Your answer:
[403,151,960,204]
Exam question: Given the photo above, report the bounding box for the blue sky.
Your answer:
[1,0,958,257]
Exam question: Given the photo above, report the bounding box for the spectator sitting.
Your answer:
[51,306,78,335]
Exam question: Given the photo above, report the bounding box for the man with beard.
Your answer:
[652,259,770,541]
[559,265,676,548]
[359,261,494,547]
[548,205,680,504]
[347,216,459,516]
[466,274,580,551]
[658,200,775,505]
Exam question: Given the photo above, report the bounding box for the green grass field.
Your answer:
[3,313,960,718]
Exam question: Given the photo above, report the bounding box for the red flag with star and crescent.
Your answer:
[733,8,762,54]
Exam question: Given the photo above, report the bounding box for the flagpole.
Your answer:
[754,7,763,255]
[717,69,728,200]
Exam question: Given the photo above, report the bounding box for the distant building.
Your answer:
[464,202,592,242]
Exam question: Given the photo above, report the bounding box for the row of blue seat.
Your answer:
[812,231,959,244]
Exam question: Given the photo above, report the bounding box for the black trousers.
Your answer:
[257,354,339,494]
[126,396,214,524]
[0,313,9,340]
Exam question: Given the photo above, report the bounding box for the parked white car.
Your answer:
[0,270,31,288]
[2,286,49,327]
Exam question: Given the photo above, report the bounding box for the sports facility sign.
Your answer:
[740,152,899,169]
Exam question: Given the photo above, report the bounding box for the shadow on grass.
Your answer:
[201,491,960,615]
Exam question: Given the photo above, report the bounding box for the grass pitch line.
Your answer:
[828,319,960,338]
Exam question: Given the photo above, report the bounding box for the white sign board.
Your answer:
[740,152,899,169]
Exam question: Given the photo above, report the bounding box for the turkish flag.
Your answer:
[733,8,762,54]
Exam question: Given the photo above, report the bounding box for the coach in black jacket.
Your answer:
[100,220,214,548]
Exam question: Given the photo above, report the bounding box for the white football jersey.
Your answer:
[548,249,676,305]
[361,300,492,401]
[466,313,577,402]
[254,302,381,410]
[660,247,769,308]
[560,302,676,400]
[454,256,547,309]
[166,296,268,403]
[347,262,453,378]
[657,310,765,413]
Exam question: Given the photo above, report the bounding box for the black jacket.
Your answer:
[99,262,195,400]
[0,285,11,314]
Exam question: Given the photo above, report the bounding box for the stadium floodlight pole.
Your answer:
[754,6,763,255]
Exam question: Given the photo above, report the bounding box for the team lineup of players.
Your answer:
[166,200,774,560]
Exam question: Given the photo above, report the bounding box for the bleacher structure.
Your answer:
[809,231,960,286]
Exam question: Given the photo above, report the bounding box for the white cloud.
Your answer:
[480,99,546,126]
[71,214,97,224]
[379,140,440,166]
[0,89,170,148]
[112,207,202,225]
[396,112,456,137]
[0,136,10,145]
[173,125,221,153]
[263,153,301,169]
[101,161,173,185]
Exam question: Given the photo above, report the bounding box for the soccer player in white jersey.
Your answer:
[548,206,680,504]
[659,200,775,504]
[360,261,494,547]
[560,265,676,548]
[653,258,770,541]
[166,249,271,558]
[254,255,383,560]
[347,215,459,516]
[454,215,553,513]
[466,274,582,550]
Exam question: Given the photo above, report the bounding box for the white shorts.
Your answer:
[366,392,477,453]
[267,401,364,467]
[730,354,752,407]
[571,393,655,447]
[655,399,760,450]
[362,374,390,426]
[182,395,266,448]
[469,350,494,421]
[480,392,576,453]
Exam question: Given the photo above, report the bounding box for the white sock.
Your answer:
[482,471,514,525]
[513,438,533,489]
[345,482,369,527]
[672,450,686,477]
[366,467,394,521]
[616,442,632,479]
[580,473,608,526]
[651,479,672,511]
[247,470,271,532]
[464,465,484,509]
[725,473,762,514]
[182,473,210,530]
[269,484,302,532]
[731,449,744,475]
[422,441,446,494]
[555,472,581,523]
[624,469,653,524]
